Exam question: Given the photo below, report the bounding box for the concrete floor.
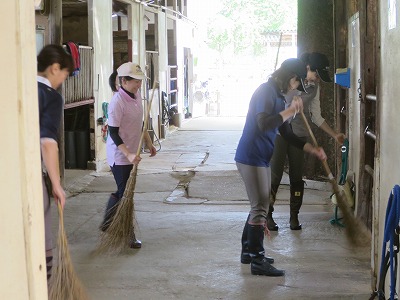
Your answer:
[61,116,372,300]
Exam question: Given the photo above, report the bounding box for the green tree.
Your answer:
[207,0,297,55]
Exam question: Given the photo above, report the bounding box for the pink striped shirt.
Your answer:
[106,88,143,166]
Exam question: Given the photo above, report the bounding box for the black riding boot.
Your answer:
[240,214,251,263]
[290,181,304,230]
[240,215,274,264]
[100,192,119,232]
[266,184,279,231]
[248,224,284,276]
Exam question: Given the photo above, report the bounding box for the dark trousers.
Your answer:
[110,164,133,199]
[270,134,306,187]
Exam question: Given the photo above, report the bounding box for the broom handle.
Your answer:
[135,80,159,157]
[300,113,370,248]
[300,111,335,181]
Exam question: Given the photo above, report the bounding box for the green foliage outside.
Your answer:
[207,0,297,56]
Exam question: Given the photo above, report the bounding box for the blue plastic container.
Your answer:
[334,68,351,88]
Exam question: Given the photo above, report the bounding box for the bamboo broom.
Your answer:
[48,202,88,300]
[300,111,371,247]
[96,80,159,254]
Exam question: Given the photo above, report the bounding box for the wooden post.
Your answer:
[50,0,66,184]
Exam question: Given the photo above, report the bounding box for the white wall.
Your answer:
[158,11,168,99]
[89,1,149,171]
[0,0,48,298]
[175,18,195,116]
[88,0,113,172]
[129,2,146,65]
[377,0,400,293]
[378,1,400,203]
[347,12,362,209]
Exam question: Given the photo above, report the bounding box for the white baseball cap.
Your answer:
[117,62,146,80]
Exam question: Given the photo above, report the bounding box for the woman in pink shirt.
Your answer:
[101,62,156,248]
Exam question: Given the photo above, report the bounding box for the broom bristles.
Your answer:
[96,166,138,254]
[49,203,88,300]
[96,197,135,254]
[330,179,372,248]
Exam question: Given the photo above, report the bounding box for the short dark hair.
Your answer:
[108,70,119,92]
[37,44,74,73]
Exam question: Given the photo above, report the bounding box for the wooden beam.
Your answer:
[50,0,65,182]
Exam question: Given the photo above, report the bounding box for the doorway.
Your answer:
[112,1,131,70]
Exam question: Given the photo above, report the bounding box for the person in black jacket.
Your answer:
[37,44,74,283]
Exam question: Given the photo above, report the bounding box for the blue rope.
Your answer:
[379,185,400,299]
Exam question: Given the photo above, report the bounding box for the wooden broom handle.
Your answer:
[300,111,334,180]
[135,80,159,157]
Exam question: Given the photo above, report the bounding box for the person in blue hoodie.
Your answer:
[235,58,327,277]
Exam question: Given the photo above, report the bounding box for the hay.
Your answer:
[48,202,88,300]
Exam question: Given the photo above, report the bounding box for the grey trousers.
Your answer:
[236,162,271,225]
[42,176,53,251]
